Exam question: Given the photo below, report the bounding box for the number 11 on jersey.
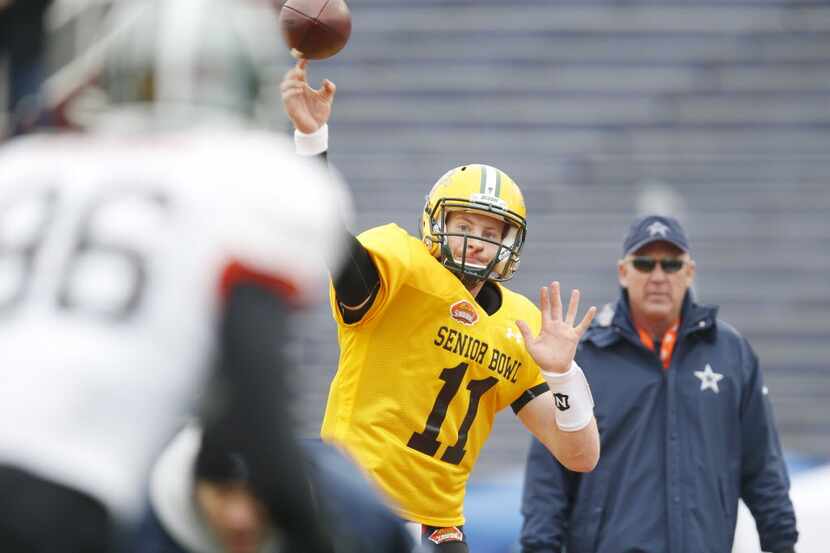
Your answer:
[407,362,498,465]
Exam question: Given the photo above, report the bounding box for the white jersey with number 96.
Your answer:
[0,129,349,519]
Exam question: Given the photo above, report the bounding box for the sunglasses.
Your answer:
[628,256,686,274]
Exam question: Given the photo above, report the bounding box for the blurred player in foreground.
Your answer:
[0,2,357,552]
[281,59,601,552]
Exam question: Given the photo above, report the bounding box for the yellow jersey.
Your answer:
[321,224,547,526]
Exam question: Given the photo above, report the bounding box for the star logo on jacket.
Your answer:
[647,221,670,238]
[694,363,724,394]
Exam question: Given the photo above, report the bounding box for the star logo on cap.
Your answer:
[694,363,724,394]
[647,221,670,238]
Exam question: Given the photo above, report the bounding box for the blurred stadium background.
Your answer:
[298,1,830,550]
[2,0,829,551]
[292,0,830,474]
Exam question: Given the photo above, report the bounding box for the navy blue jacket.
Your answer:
[520,292,797,553]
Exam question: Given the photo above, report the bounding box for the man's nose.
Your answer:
[649,264,669,280]
[467,237,485,251]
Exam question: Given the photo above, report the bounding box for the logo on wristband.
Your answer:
[553,393,570,411]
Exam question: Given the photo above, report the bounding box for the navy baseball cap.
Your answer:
[622,215,690,256]
[195,424,252,483]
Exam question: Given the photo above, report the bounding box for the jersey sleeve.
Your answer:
[329,224,414,327]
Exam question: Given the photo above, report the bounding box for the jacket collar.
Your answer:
[585,289,719,349]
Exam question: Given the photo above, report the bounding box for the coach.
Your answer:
[519,215,798,553]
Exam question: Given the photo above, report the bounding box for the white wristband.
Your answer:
[542,360,595,432]
[294,123,329,156]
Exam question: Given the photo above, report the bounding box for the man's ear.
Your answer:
[685,258,696,287]
[617,259,628,288]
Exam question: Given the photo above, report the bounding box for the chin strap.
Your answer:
[455,271,483,290]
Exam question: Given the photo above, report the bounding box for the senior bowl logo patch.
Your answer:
[427,526,464,545]
[450,300,479,326]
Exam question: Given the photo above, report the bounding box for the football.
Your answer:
[279,0,352,60]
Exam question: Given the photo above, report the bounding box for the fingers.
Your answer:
[281,75,308,102]
[549,281,563,321]
[281,76,306,98]
[282,60,309,90]
[320,79,337,102]
[281,62,335,102]
[515,320,533,343]
[539,285,551,326]
[541,281,592,331]
[565,288,580,325]
[281,88,306,102]
[575,305,597,336]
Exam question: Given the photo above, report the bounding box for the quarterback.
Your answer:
[281,59,600,552]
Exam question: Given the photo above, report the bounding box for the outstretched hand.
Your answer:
[516,282,596,374]
[280,58,336,134]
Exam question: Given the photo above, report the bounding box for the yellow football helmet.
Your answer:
[420,164,527,282]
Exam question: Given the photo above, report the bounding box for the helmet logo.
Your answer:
[470,193,507,210]
[450,300,479,326]
[497,247,510,262]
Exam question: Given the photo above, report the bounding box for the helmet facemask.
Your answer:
[427,198,526,283]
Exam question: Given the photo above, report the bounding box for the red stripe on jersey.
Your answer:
[219,260,301,305]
